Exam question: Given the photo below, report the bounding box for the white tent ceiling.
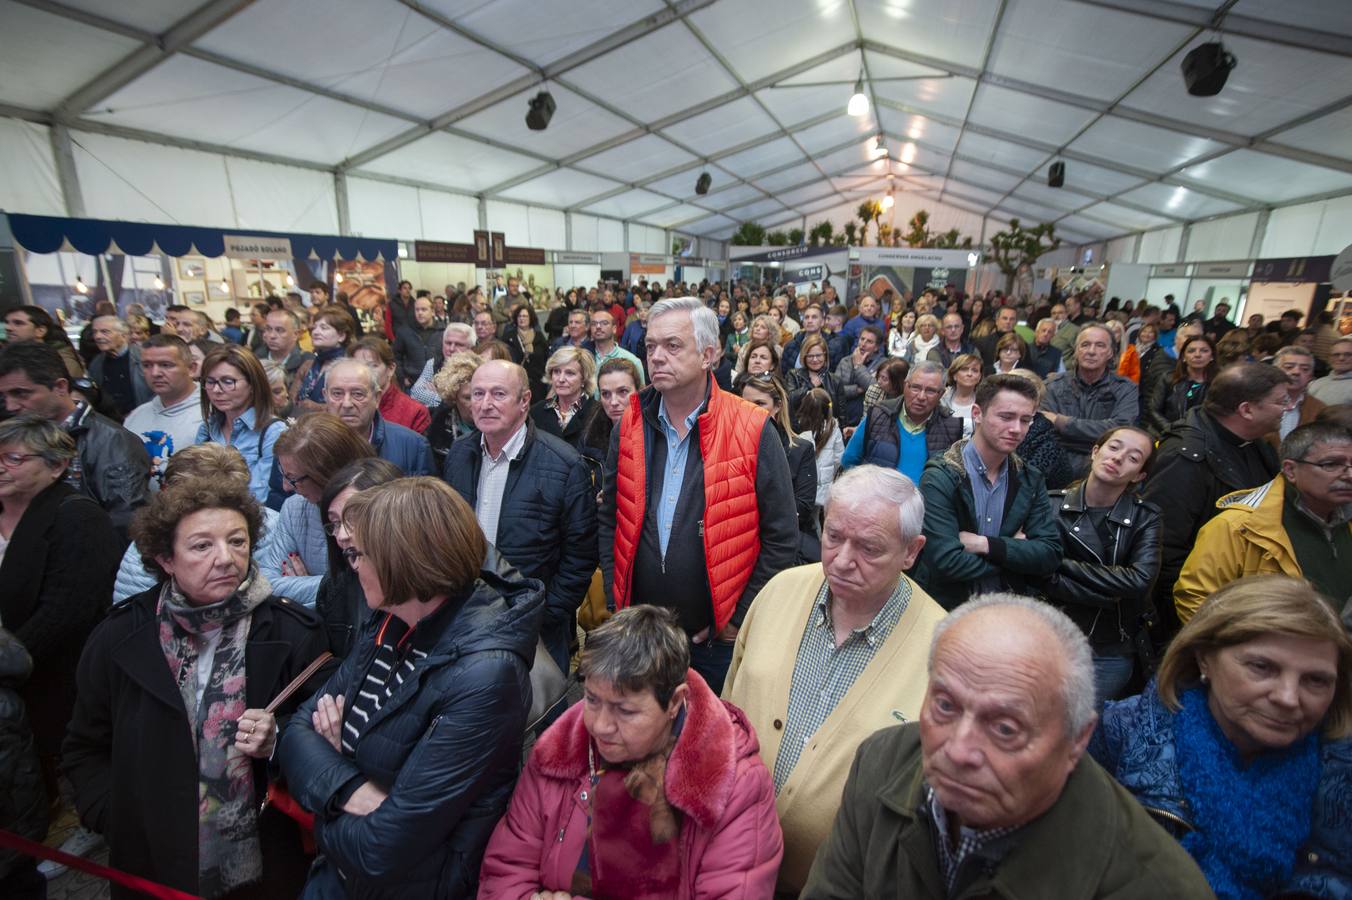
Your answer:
[2,0,1351,247]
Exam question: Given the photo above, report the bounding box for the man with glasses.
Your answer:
[1175,421,1352,623]
[929,314,975,369]
[841,361,962,485]
[1142,362,1291,636]
[323,358,433,475]
[1308,336,1352,406]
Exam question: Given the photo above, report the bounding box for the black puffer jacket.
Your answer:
[1040,482,1163,654]
[0,628,47,882]
[278,549,545,899]
[63,402,150,539]
[444,420,597,638]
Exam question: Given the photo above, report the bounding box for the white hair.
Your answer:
[929,593,1097,738]
[327,357,380,394]
[93,315,128,332]
[443,322,474,343]
[906,359,947,387]
[649,296,720,355]
[826,464,925,543]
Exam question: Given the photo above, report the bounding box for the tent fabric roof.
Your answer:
[3,0,1351,246]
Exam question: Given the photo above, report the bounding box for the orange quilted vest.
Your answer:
[613,379,766,632]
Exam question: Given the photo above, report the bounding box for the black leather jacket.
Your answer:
[63,402,150,540]
[1040,482,1163,654]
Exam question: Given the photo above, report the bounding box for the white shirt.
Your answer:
[475,421,528,545]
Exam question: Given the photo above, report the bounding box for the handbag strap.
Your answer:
[265,651,333,714]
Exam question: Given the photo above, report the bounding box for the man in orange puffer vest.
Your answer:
[599,297,798,694]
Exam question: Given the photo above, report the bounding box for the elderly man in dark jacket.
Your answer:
[801,596,1213,900]
[1040,324,1138,478]
[444,360,597,672]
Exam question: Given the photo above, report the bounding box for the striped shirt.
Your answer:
[342,615,428,755]
[772,577,911,791]
[475,421,528,545]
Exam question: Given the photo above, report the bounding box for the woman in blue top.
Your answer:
[1090,574,1352,899]
[194,345,286,503]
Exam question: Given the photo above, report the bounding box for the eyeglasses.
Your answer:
[283,472,310,489]
[204,376,240,391]
[1292,459,1352,475]
[0,452,41,468]
[905,384,943,397]
[324,520,347,536]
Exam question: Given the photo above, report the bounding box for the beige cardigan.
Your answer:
[722,563,945,893]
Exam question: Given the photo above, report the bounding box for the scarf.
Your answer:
[909,332,941,358]
[300,346,346,402]
[157,567,272,898]
[1173,687,1321,900]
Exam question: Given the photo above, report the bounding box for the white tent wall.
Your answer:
[71,131,238,229]
[1105,236,1136,264]
[1136,226,1185,264]
[569,214,601,252]
[0,119,63,217]
[416,190,482,242]
[1260,195,1352,258]
[1183,213,1260,263]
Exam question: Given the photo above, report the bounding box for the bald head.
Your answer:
[920,596,1097,830]
[470,359,531,448]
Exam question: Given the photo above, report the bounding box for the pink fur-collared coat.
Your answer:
[477,669,783,899]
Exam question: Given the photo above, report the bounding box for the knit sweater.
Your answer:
[722,563,946,893]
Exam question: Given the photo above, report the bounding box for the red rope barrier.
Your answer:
[0,829,202,900]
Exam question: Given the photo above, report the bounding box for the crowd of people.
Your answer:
[0,273,1350,899]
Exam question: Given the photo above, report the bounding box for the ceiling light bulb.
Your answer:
[217,279,229,294]
[901,142,917,164]
[335,272,344,284]
[74,277,88,295]
[285,274,295,287]
[847,77,869,116]
[881,192,894,210]
[152,276,165,290]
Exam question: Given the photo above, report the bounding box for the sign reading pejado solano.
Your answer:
[223,234,295,260]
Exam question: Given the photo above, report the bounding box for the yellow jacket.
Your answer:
[722,563,944,893]
[1175,476,1302,623]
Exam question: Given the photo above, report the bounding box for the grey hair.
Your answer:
[649,296,720,355]
[929,593,1097,738]
[327,357,380,394]
[826,464,926,543]
[259,361,287,389]
[1274,344,1314,364]
[1281,421,1352,463]
[906,359,948,388]
[579,605,690,708]
[443,322,474,343]
[93,314,128,333]
[0,414,76,467]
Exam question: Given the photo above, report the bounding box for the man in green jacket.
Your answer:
[802,595,1213,900]
[912,374,1061,609]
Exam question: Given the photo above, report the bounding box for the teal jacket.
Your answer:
[911,440,1061,609]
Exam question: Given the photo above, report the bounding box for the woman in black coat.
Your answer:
[314,458,404,659]
[785,333,842,429]
[502,304,548,400]
[736,372,820,562]
[1145,334,1215,437]
[529,345,607,476]
[1040,426,1162,704]
[278,479,544,899]
[0,416,120,781]
[63,478,330,899]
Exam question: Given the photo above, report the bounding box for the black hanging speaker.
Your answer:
[1181,42,1236,97]
[1048,161,1065,188]
[526,91,556,130]
[695,171,712,195]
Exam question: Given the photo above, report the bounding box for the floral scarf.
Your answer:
[157,566,272,898]
[1173,687,1321,900]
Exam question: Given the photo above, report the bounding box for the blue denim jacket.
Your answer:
[1091,686,1352,898]
[194,408,286,503]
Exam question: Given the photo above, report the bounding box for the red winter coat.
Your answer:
[478,669,783,899]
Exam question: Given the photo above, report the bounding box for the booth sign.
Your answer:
[222,234,294,260]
